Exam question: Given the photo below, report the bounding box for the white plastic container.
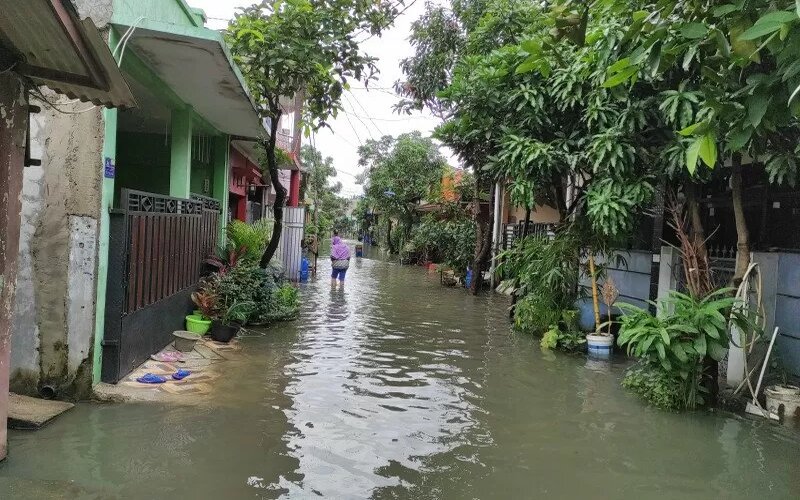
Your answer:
[765,385,800,421]
[586,333,614,357]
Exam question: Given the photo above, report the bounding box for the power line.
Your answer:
[343,93,377,140]
[346,91,387,136]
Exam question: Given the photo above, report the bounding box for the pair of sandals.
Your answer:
[136,369,191,384]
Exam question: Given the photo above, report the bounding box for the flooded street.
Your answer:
[1,251,799,498]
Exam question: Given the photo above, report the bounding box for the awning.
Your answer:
[0,0,136,109]
[115,19,265,139]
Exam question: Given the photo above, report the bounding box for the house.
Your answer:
[228,97,304,224]
[8,0,270,397]
[0,0,135,460]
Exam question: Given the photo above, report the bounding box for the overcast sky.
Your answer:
[191,0,446,198]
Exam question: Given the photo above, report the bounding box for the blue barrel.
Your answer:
[300,257,310,282]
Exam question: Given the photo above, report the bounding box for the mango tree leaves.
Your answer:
[681,22,708,40]
[746,92,771,127]
[739,10,798,40]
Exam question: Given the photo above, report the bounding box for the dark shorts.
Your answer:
[331,268,347,281]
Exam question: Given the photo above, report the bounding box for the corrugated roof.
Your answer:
[0,0,136,109]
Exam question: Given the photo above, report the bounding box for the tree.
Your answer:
[398,0,545,294]
[598,0,800,282]
[300,145,341,237]
[227,0,401,268]
[358,132,448,253]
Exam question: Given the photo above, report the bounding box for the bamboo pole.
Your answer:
[588,254,601,332]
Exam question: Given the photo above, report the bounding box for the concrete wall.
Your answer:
[10,95,105,397]
[582,250,653,310]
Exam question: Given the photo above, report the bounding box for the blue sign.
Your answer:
[104,157,115,179]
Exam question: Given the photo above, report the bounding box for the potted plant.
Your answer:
[586,265,617,356]
[210,301,252,343]
[187,290,215,335]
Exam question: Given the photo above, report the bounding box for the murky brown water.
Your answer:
[1,248,799,498]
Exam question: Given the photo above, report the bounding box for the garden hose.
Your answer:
[729,262,769,406]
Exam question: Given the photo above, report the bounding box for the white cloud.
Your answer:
[189,0,449,198]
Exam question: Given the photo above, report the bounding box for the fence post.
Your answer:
[656,245,680,316]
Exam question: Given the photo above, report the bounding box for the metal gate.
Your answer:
[102,189,220,383]
[276,206,305,281]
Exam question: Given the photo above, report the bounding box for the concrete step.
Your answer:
[7,393,74,430]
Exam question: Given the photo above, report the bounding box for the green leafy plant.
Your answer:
[540,326,586,352]
[191,289,217,319]
[622,364,684,411]
[220,301,254,326]
[227,219,273,263]
[617,289,753,409]
[499,227,583,334]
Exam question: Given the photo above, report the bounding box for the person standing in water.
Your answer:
[330,235,351,287]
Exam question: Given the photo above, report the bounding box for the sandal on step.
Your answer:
[136,373,167,384]
[172,369,191,380]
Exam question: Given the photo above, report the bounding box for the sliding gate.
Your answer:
[102,189,220,383]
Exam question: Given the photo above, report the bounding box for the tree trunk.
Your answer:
[260,110,286,268]
[684,181,707,262]
[730,155,750,284]
[386,219,395,254]
[470,176,492,295]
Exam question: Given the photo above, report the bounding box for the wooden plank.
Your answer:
[143,215,153,307]
[127,215,140,313]
[135,214,146,311]
[154,216,164,304]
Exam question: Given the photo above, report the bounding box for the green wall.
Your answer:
[113,0,201,28]
[115,132,171,200]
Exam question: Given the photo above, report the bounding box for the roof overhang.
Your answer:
[115,19,265,139]
[0,0,136,108]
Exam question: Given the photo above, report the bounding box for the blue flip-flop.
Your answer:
[172,369,191,380]
[136,373,167,384]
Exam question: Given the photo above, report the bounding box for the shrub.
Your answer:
[622,364,684,411]
[410,214,475,272]
[540,325,586,352]
[227,219,273,263]
[499,229,582,334]
[200,261,299,326]
[617,289,754,410]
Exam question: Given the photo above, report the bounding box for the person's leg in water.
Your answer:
[331,268,340,287]
[337,268,347,288]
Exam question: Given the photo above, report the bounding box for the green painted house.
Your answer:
[10,0,267,396]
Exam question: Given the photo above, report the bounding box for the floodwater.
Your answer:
[1,247,799,499]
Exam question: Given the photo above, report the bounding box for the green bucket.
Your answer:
[185,314,212,335]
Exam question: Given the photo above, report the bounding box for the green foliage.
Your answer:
[410,212,476,271]
[301,145,346,237]
[227,219,273,263]
[201,262,298,327]
[358,132,449,253]
[500,229,582,334]
[617,289,754,409]
[622,364,684,411]
[227,0,399,263]
[540,324,586,352]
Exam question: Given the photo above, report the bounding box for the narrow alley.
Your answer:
[0,250,798,498]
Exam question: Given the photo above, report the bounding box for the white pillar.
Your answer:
[489,180,503,289]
